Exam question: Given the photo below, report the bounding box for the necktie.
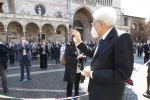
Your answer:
[97,39,103,50]
[93,39,103,57]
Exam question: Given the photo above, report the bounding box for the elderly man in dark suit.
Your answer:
[17,37,32,81]
[72,7,134,100]
[0,39,9,92]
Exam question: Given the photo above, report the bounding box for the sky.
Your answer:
[121,0,150,21]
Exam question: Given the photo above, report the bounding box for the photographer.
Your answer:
[0,39,9,92]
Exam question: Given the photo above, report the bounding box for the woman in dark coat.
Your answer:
[40,40,48,69]
[63,39,85,97]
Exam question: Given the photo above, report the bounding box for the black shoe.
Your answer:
[45,68,48,70]
[3,89,10,93]
[28,77,31,80]
[20,78,23,81]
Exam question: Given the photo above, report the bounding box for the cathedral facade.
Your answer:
[0,0,121,43]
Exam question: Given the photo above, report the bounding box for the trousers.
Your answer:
[19,56,30,78]
[0,62,8,91]
[67,73,81,97]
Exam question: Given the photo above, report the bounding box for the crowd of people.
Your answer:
[5,39,96,65]
[0,37,96,93]
[134,40,150,63]
[0,7,136,100]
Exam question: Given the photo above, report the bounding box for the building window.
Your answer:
[132,23,137,30]
[138,23,143,31]
[96,0,99,3]
[124,17,128,26]
[35,4,46,16]
[132,36,136,42]
[98,0,112,6]
[0,3,3,13]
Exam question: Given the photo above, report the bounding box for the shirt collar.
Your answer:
[101,27,113,40]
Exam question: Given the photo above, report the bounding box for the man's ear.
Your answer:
[100,21,105,29]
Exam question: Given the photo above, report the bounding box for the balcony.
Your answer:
[0,13,69,22]
[72,0,96,6]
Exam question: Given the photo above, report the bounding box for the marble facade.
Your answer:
[0,0,122,43]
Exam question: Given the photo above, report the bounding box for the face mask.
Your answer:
[147,42,149,44]
[0,42,2,44]
[91,27,99,38]
[43,42,45,44]
[73,37,77,42]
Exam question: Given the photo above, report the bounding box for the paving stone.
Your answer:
[0,54,149,100]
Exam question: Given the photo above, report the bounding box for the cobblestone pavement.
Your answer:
[0,53,149,100]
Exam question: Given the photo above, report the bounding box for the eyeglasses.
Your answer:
[91,21,100,26]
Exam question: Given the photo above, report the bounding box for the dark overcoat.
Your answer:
[63,42,85,83]
[0,44,8,69]
[8,46,15,56]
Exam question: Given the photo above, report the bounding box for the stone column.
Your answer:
[108,0,110,5]
[39,31,42,42]
[23,29,26,37]
[84,0,86,4]
[5,30,8,43]
[54,31,56,42]
[102,0,104,4]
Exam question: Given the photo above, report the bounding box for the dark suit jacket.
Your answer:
[8,46,15,56]
[0,44,8,69]
[17,43,31,61]
[39,44,48,55]
[77,27,134,100]
[54,44,61,55]
[143,43,149,54]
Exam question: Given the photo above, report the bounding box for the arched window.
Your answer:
[124,17,128,26]
[132,23,137,30]
[138,36,142,41]
[132,36,136,42]
[0,3,2,13]
[138,23,143,31]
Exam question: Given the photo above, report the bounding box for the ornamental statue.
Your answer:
[38,7,42,16]
[2,2,8,13]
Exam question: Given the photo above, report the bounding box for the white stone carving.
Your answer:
[38,7,42,16]
[20,9,25,14]
[2,2,8,13]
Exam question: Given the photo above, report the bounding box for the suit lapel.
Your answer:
[93,27,116,59]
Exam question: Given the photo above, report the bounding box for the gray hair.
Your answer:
[93,7,117,27]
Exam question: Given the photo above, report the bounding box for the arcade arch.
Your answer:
[0,22,5,42]
[26,23,39,42]
[42,24,54,42]
[73,7,93,42]
[56,25,67,43]
[7,22,23,43]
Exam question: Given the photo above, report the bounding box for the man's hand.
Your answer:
[23,42,26,47]
[81,71,91,77]
[72,29,82,46]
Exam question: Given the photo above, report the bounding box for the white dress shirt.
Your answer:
[22,43,27,56]
[76,47,81,73]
